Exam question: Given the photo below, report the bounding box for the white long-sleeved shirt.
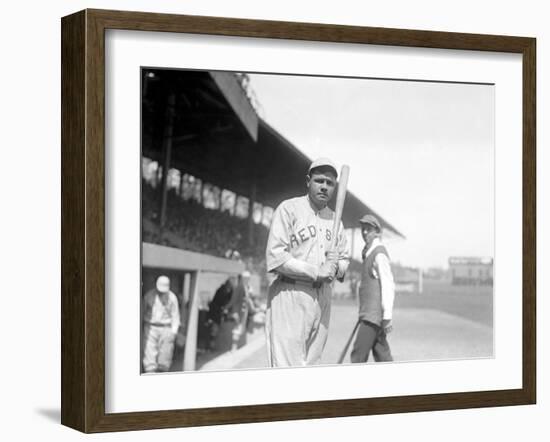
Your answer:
[363,237,395,320]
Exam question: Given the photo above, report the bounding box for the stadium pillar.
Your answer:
[155,165,162,187]
[178,171,185,198]
[183,270,201,371]
[182,273,190,304]
[197,179,203,204]
[248,182,257,247]
[232,193,238,215]
[181,273,190,323]
[158,91,176,239]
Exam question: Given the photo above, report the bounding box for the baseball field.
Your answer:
[199,279,494,371]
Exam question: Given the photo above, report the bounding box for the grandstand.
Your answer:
[140,68,404,371]
[142,179,269,274]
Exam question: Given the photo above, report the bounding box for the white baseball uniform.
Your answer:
[265,195,349,367]
[142,289,180,373]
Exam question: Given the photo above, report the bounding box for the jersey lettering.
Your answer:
[298,228,308,243]
[266,196,349,274]
[288,224,320,250]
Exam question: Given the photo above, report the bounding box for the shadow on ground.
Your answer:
[35,408,60,423]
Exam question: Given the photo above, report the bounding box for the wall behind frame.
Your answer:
[0,0,546,441]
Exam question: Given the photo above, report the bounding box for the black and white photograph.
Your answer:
[140,68,494,374]
[2,0,544,438]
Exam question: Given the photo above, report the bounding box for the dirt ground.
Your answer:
[200,280,494,371]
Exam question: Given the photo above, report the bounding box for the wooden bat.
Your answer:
[329,164,350,251]
[337,320,360,364]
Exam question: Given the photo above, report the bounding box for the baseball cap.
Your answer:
[156,275,170,293]
[359,214,382,231]
[308,157,338,177]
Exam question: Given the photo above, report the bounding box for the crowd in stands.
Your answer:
[142,180,268,273]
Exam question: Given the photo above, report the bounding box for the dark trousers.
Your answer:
[350,320,393,363]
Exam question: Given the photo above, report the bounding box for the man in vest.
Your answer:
[350,214,395,363]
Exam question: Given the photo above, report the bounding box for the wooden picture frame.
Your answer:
[61,8,536,433]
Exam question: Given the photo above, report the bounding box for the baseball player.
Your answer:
[350,214,395,363]
[227,271,252,352]
[142,275,181,373]
[265,158,350,367]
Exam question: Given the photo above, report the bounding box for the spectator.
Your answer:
[226,271,251,352]
[206,277,236,350]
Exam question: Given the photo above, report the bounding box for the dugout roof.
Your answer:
[142,68,404,238]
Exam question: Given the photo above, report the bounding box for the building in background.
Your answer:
[448,257,493,286]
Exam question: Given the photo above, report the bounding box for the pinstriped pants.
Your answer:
[265,279,331,367]
[142,324,175,372]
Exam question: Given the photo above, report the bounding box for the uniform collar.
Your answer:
[305,194,328,214]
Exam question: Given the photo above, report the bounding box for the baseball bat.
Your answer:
[337,320,360,364]
[329,165,350,251]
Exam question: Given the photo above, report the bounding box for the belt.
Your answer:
[279,275,322,289]
[145,322,171,327]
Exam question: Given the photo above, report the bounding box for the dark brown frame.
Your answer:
[61,8,536,433]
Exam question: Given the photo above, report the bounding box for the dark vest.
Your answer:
[358,245,389,326]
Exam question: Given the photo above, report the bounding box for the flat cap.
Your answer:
[359,214,382,231]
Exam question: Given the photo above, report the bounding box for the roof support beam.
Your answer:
[210,72,258,142]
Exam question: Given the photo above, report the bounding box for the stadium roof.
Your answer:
[142,68,404,238]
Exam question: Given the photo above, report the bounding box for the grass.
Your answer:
[334,280,493,328]
[396,280,493,327]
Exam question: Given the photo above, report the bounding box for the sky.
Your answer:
[247,73,495,269]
